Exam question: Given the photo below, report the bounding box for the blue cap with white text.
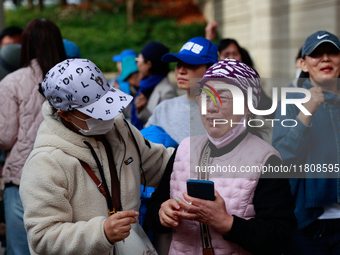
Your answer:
[162,37,219,65]
[302,30,340,58]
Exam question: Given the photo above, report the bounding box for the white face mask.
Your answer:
[206,115,247,149]
[206,110,249,149]
[69,112,115,136]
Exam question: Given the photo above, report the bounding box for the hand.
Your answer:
[298,86,324,125]
[173,191,234,235]
[159,199,181,228]
[134,93,148,113]
[205,21,218,42]
[104,210,139,244]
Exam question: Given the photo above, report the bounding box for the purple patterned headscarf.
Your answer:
[199,59,261,109]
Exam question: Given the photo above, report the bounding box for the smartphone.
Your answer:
[186,180,215,201]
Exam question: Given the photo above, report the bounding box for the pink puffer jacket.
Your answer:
[0,59,45,185]
[169,133,281,255]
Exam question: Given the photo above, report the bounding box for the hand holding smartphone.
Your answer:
[186,180,215,201]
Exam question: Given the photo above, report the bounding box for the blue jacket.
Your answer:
[272,79,340,229]
[140,126,178,148]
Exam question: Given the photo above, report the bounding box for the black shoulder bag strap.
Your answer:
[83,141,116,216]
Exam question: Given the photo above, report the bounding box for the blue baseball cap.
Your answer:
[162,37,219,65]
[302,30,340,58]
[112,49,137,62]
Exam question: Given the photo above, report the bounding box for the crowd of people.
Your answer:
[0,17,339,255]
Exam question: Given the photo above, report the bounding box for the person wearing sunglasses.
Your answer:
[146,59,296,255]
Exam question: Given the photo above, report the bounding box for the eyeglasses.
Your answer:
[195,92,233,109]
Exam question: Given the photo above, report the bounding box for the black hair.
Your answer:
[38,83,58,114]
[218,38,255,70]
[38,83,45,98]
[0,26,22,42]
[217,39,242,53]
[247,71,268,139]
[297,71,309,88]
[296,47,302,61]
[141,41,170,77]
[240,47,254,68]
[247,124,269,139]
[20,19,66,78]
[206,63,214,69]
[143,56,169,77]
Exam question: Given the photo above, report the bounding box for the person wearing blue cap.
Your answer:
[273,30,340,254]
[144,37,219,144]
[110,49,138,95]
[114,55,140,120]
[113,49,137,63]
[132,41,177,130]
[120,55,139,89]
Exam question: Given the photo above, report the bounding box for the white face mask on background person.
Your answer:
[69,113,115,136]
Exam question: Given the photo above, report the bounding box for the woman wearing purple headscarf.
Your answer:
[145,59,296,255]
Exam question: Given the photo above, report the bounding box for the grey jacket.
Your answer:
[138,77,177,124]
